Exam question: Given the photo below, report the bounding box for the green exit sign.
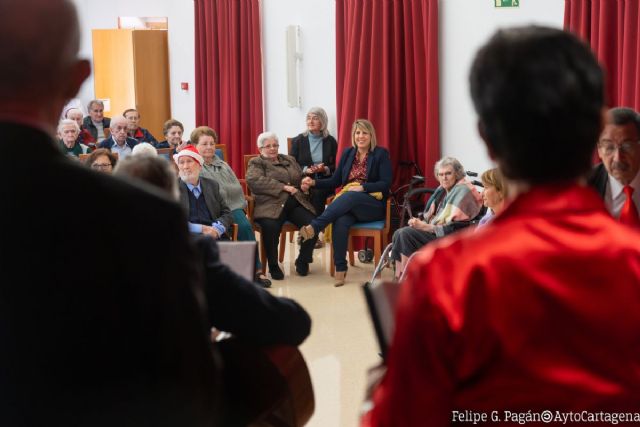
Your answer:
[496,0,519,7]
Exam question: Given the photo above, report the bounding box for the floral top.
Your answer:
[348,152,368,183]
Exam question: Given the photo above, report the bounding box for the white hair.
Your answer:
[131,143,158,158]
[110,115,128,128]
[256,131,279,149]
[58,118,79,133]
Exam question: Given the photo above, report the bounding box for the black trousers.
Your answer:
[255,196,318,267]
[311,188,332,216]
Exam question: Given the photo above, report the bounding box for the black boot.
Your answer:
[269,264,284,280]
[295,258,309,276]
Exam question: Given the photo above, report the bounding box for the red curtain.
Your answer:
[195,0,264,176]
[336,0,440,189]
[564,0,640,110]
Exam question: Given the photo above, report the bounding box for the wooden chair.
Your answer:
[287,137,293,154]
[156,147,173,156]
[329,198,392,276]
[244,154,300,272]
[215,143,227,161]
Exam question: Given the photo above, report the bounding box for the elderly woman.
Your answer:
[477,167,507,229]
[299,119,392,287]
[57,119,91,157]
[157,119,188,153]
[246,132,318,281]
[84,148,117,174]
[290,107,338,212]
[65,108,94,148]
[191,126,268,284]
[391,156,483,278]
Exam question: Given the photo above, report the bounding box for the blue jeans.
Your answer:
[310,192,385,272]
[232,208,262,271]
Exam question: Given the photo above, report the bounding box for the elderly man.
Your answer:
[0,1,219,426]
[82,99,111,143]
[98,115,138,160]
[57,118,90,157]
[123,108,158,145]
[363,26,640,427]
[588,107,640,226]
[175,144,233,240]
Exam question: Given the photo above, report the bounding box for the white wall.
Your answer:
[440,0,564,174]
[261,0,337,152]
[71,0,196,133]
[72,0,564,171]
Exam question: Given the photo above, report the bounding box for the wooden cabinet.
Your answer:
[92,29,171,139]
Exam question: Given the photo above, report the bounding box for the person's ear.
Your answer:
[477,120,497,161]
[63,59,91,99]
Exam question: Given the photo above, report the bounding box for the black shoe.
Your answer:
[269,264,284,280]
[295,259,309,276]
[255,275,272,288]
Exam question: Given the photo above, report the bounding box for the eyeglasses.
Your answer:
[92,163,113,169]
[598,141,640,156]
[437,171,454,177]
[261,144,279,149]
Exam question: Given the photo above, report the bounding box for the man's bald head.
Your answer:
[0,0,90,126]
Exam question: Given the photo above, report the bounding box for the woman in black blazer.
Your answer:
[289,106,338,216]
[300,119,392,286]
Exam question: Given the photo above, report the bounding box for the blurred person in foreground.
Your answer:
[0,0,220,425]
[363,26,640,426]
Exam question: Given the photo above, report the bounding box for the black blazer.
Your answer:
[191,235,311,346]
[315,146,393,197]
[178,176,233,233]
[0,122,219,426]
[289,133,338,175]
[587,163,609,199]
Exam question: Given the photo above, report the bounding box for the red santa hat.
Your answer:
[173,144,204,166]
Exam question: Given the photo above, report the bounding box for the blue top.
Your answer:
[308,133,324,165]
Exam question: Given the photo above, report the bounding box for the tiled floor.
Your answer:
[266,236,394,427]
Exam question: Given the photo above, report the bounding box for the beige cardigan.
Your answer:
[246,154,316,219]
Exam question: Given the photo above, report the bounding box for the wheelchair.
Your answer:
[366,170,485,277]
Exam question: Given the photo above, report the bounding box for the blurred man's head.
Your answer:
[0,0,90,128]
[114,156,179,200]
[597,107,640,185]
[470,26,604,185]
